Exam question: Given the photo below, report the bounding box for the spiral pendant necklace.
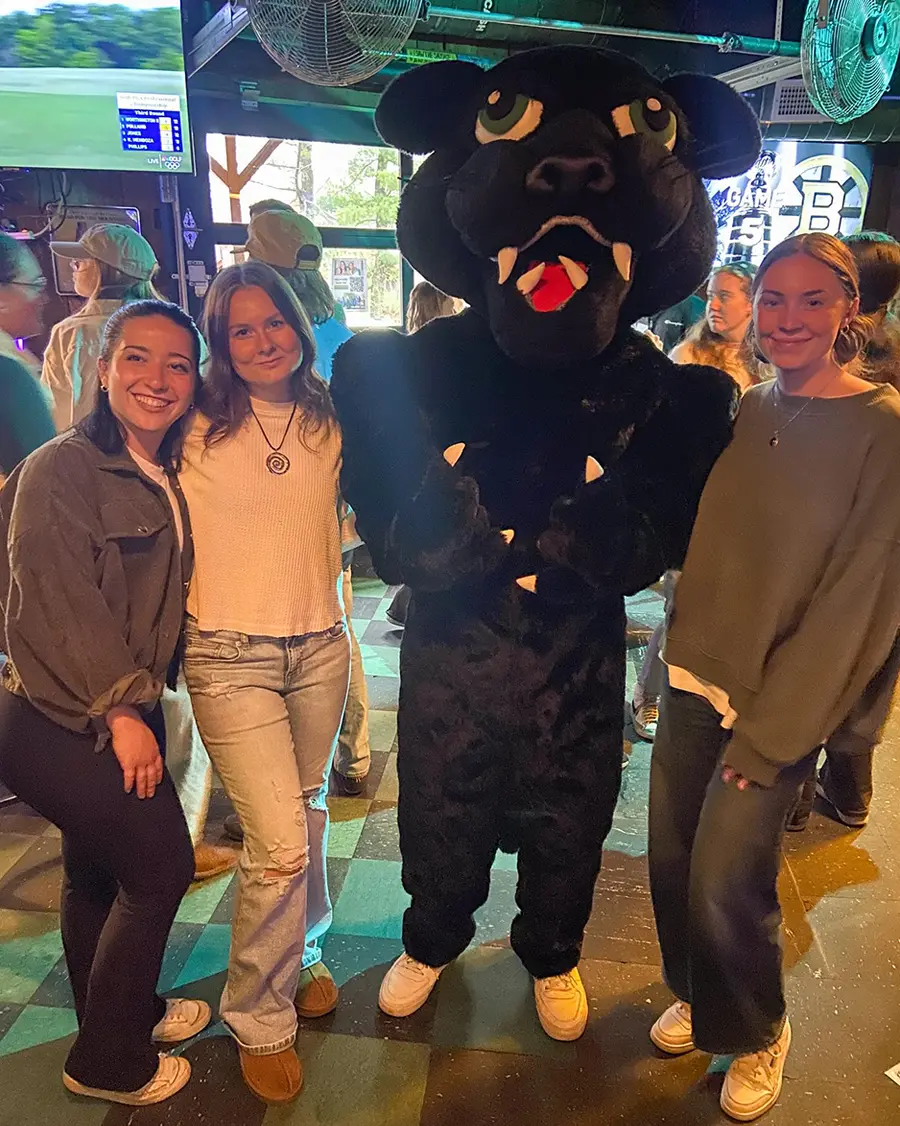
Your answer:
[249,401,297,474]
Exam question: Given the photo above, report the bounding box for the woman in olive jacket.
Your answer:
[0,300,206,1108]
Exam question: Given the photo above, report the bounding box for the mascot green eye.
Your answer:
[611,97,677,151]
[475,91,544,144]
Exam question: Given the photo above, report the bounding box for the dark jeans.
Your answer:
[0,688,193,1091]
[648,684,815,1055]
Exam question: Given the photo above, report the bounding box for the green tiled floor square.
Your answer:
[331,858,409,940]
[369,709,398,754]
[351,577,390,599]
[360,644,400,678]
[327,798,371,859]
[174,924,233,988]
[431,945,571,1060]
[0,1034,109,1126]
[174,870,234,924]
[0,912,63,1005]
[264,1031,429,1126]
[0,1005,77,1057]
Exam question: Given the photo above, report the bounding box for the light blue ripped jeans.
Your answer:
[182,618,350,1054]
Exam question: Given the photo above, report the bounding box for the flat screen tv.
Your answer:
[0,0,193,173]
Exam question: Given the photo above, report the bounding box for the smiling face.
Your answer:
[100,314,196,456]
[754,253,857,375]
[383,48,761,366]
[706,270,752,343]
[227,284,303,401]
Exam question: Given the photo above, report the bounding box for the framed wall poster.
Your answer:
[331,256,368,313]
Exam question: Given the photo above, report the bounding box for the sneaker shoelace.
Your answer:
[541,972,577,996]
[731,1042,783,1092]
[399,954,436,979]
[640,702,660,725]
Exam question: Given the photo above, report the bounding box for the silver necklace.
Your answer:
[249,401,297,474]
[769,372,842,448]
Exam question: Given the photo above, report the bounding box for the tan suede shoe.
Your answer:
[296,963,339,1018]
[239,1047,303,1104]
[192,844,238,882]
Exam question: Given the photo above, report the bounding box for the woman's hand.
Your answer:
[107,705,163,799]
[721,765,752,791]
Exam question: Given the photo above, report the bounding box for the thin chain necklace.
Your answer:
[769,370,843,448]
[249,400,297,474]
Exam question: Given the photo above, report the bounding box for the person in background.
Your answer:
[42,225,165,430]
[0,301,208,1107]
[649,286,706,355]
[179,262,349,1104]
[0,233,54,479]
[648,234,900,1122]
[243,206,370,798]
[671,261,767,392]
[384,281,464,630]
[787,229,900,831]
[631,262,766,742]
[41,223,231,881]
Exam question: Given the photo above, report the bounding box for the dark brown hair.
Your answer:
[92,260,166,303]
[78,300,203,469]
[199,261,334,447]
[844,231,900,389]
[406,281,460,333]
[274,265,335,325]
[752,233,875,366]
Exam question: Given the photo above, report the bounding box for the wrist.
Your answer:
[106,705,142,730]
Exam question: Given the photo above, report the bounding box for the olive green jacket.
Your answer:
[0,429,192,741]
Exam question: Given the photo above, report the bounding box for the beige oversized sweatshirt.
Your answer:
[665,380,900,786]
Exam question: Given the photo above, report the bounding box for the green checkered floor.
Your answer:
[0,577,897,1126]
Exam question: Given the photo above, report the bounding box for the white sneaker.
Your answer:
[378,954,446,1017]
[63,1052,191,1106]
[152,998,212,1043]
[631,697,659,741]
[650,1000,695,1055]
[534,968,588,1041]
[720,1018,792,1122]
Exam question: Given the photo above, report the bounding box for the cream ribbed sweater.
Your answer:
[179,401,343,636]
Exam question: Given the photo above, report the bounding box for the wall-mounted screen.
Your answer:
[0,0,193,173]
[706,141,872,266]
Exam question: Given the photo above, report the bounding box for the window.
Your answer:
[206,134,400,229]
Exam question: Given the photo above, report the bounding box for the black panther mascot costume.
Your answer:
[331,45,760,1040]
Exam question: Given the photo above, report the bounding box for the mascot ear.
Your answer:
[375,61,485,154]
[663,73,761,180]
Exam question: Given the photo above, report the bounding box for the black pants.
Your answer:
[396,600,625,979]
[0,688,193,1091]
[648,684,815,1055]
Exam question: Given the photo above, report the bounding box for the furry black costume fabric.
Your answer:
[331,46,760,977]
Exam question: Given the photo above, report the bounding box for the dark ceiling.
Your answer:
[186,0,812,89]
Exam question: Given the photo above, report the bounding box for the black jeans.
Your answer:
[0,688,193,1091]
[648,684,815,1055]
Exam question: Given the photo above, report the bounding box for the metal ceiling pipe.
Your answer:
[762,101,900,141]
[424,6,802,57]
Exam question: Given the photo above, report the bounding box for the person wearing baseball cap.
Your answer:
[42,224,164,430]
[41,223,231,886]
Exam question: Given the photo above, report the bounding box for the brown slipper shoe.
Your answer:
[239,1046,303,1104]
[296,963,339,1018]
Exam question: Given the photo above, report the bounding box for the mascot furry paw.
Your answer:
[331,45,760,1026]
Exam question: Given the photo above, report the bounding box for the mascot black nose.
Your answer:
[525,154,615,197]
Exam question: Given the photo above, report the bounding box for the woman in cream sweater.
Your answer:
[179,261,348,1105]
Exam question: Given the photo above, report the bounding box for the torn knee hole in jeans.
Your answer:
[262,846,308,882]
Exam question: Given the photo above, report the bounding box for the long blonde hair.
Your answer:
[680,262,767,386]
[406,281,460,333]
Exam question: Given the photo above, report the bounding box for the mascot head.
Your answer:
[376,46,761,366]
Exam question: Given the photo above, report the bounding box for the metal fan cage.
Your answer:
[247,0,421,87]
[801,0,900,123]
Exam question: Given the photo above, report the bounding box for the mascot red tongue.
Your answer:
[529,261,582,312]
[330,45,760,1038]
